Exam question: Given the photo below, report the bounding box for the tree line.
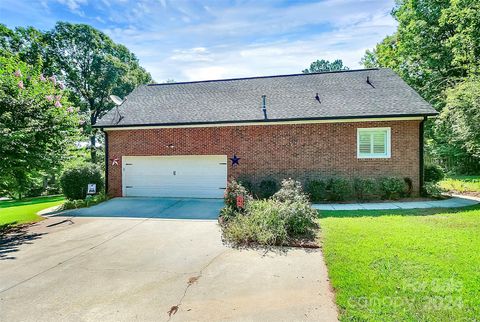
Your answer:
[304,1,479,173]
[360,0,480,172]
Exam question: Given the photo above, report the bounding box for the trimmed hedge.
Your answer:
[258,179,278,199]
[328,178,353,201]
[306,180,327,202]
[378,177,407,200]
[353,178,378,200]
[305,176,411,201]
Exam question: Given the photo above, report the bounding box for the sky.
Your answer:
[0,0,397,82]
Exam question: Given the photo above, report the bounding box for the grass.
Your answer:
[0,195,65,227]
[438,175,480,193]
[319,205,480,321]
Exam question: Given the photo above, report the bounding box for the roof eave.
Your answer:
[94,112,438,129]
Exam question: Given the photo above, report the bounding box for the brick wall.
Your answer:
[106,120,421,197]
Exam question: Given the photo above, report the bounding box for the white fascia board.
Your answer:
[102,116,424,131]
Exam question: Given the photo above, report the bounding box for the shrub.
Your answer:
[237,178,254,195]
[424,164,444,183]
[423,182,446,199]
[223,200,288,246]
[221,179,318,246]
[61,199,85,210]
[224,179,252,212]
[61,192,108,210]
[219,205,238,223]
[327,178,353,201]
[353,178,378,200]
[273,178,308,203]
[86,193,108,207]
[378,177,406,200]
[280,200,318,236]
[258,179,278,199]
[61,200,76,210]
[306,179,327,202]
[60,164,104,200]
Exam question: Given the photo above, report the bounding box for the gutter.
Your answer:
[93,113,439,129]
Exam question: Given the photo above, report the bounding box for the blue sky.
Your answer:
[0,0,397,82]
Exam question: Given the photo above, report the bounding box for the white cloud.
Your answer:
[4,0,398,83]
[56,0,87,11]
[131,7,397,82]
[170,47,213,62]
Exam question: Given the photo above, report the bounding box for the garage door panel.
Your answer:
[122,155,227,198]
[125,187,223,198]
[124,173,226,185]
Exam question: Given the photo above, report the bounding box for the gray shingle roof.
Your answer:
[95,68,438,128]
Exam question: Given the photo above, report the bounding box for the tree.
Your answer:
[302,59,349,73]
[361,0,480,172]
[0,55,78,198]
[440,0,480,76]
[44,22,152,163]
[436,78,480,159]
[361,1,453,109]
[359,49,378,68]
[0,24,46,67]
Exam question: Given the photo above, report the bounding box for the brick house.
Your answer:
[95,68,437,198]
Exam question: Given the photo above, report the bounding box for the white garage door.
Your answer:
[122,155,227,198]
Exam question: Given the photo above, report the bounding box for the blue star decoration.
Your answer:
[229,154,241,166]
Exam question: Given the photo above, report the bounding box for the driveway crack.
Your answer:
[167,249,230,321]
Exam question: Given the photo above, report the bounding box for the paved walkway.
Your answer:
[313,195,480,211]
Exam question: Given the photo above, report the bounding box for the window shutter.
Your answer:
[357,128,391,158]
[359,132,372,154]
[372,132,386,154]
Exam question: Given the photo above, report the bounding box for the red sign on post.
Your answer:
[236,195,244,209]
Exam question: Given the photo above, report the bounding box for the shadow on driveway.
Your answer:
[0,223,46,260]
[58,197,224,220]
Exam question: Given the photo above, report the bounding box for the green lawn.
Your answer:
[0,195,65,227]
[439,175,480,193]
[319,205,480,321]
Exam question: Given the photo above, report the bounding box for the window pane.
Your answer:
[373,132,386,154]
[359,132,371,154]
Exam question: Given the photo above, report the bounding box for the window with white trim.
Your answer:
[357,127,391,158]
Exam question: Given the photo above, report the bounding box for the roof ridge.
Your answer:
[147,68,381,87]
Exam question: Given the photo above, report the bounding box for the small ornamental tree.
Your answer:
[0,55,79,198]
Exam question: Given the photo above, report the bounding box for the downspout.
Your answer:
[419,117,426,194]
[102,129,109,196]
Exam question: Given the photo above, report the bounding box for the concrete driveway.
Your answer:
[63,197,224,219]
[0,216,338,321]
